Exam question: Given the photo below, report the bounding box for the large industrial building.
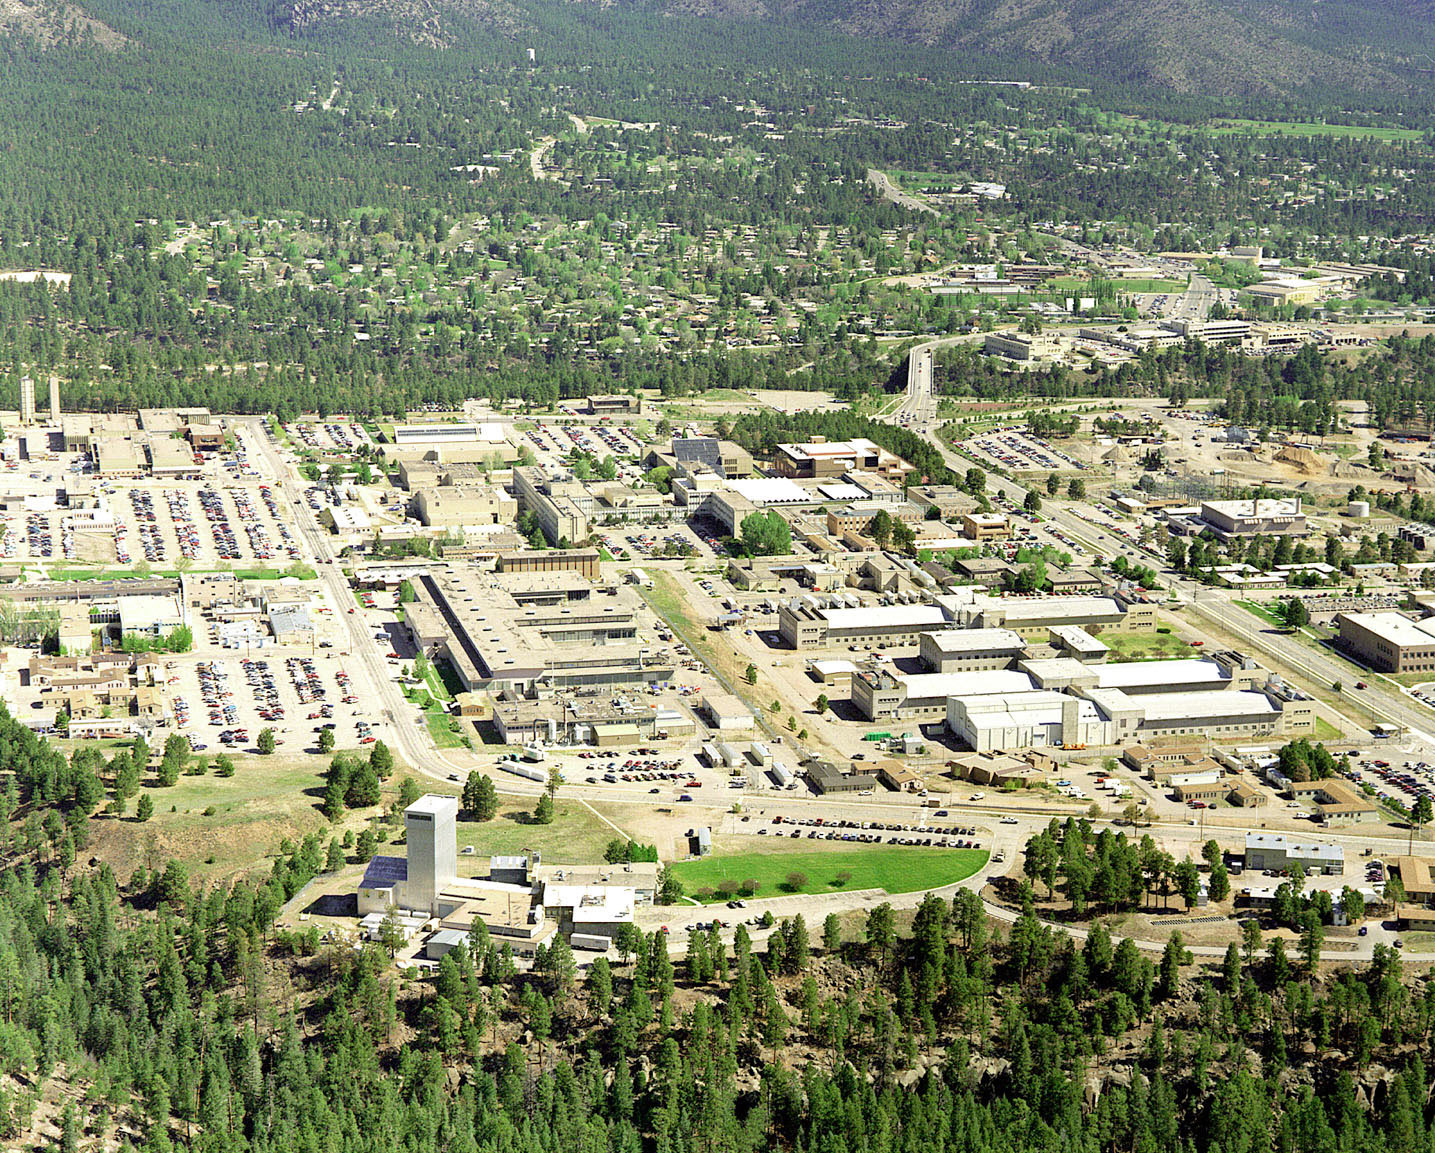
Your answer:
[400,564,670,696]
[918,628,1028,673]
[1198,498,1307,540]
[1336,611,1435,673]
[778,599,957,649]
[357,796,646,955]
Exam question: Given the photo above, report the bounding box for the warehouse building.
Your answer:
[1244,832,1344,875]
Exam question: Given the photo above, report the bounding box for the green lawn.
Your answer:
[1311,716,1345,742]
[670,846,988,902]
[1237,599,1286,627]
[1210,119,1422,141]
[422,700,466,748]
[1104,631,1196,661]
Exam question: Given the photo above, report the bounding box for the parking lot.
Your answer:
[965,428,1087,473]
[288,421,375,455]
[167,652,377,755]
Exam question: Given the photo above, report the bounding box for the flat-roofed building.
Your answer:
[1199,498,1306,540]
[908,485,977,520]
[985,332,1055,361]
[415,484,517,528]
[93,436,146,478]
[400,565,666,695]
[586,394,642,415]
[497,548,601,580]
[117,594,185,639]
[918,627,1027,672]
[777,600,954,649]
[946,690,1110,753]
[961,513,1011,540]
[952,556,1014,587]
[1337,611,1435,673]
[971,594,1154,637]
[852,667,1035,722]
[772,438,911,481]
[1049,624,1108,662]
[147,436,201,479]
[1244,832,1343,875]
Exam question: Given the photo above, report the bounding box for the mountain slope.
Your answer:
[650,0,1430,94]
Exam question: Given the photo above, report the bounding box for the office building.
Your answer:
[1337,611,1435,673]
[401,564,668,695]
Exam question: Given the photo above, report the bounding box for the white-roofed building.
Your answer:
[853,667,1036,722]
[1245,832,1344,874]
[1093,659,1234,694]
[946,690,1111,752]
[918,627,1027,672]
[778,600,955,649]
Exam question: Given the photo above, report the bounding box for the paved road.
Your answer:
[867,168,937,216]
[244,419,473,784]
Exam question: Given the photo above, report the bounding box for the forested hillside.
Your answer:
[0,692,1433,1153]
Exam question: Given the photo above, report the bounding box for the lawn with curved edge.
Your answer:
[670,846,988,902]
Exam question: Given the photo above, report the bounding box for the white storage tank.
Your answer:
[1349,500,1370,518]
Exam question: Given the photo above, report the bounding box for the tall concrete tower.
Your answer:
[404,794,458,914]
[18,376,34,426]
[48,377,60,425]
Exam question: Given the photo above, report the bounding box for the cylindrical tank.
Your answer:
[1349,500,1370,518]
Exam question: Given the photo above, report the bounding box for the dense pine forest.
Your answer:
[2,685,1435,1152]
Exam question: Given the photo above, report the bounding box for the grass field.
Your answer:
[421,699,467,748]
[453,799,620,864]
[90,753,337,882]
[1237,599,1287,628]
[670,845,988,901]
[1104,631,1197,661]
[1210,119,1423,141]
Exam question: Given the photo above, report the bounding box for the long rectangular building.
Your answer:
[1337,611,1435,673]
[778,600,955,649]
[402,564,670,695]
